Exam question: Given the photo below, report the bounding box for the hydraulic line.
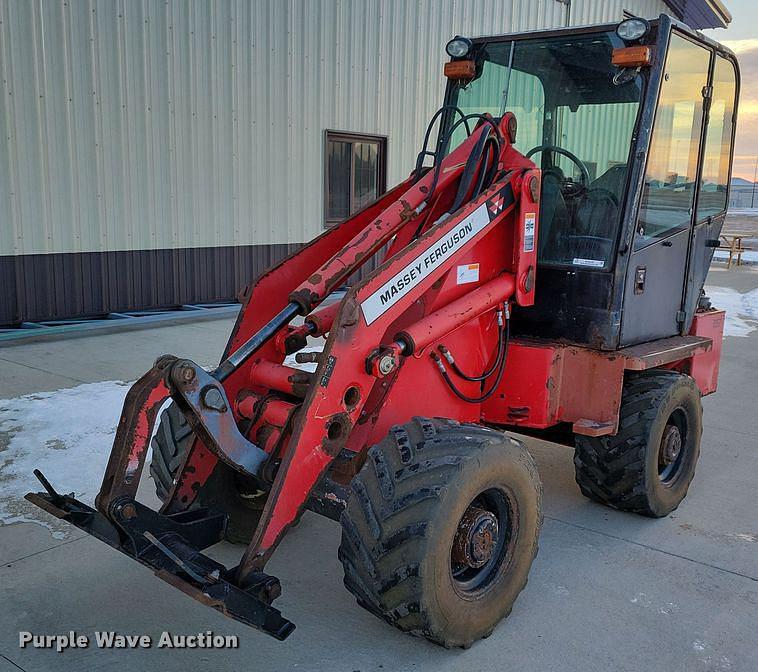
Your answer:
[431,305,510,403]
[440,308,505,382]
[413,105,472,182]
[450,132,499,213]
[411,111,504,242]
[426,113,503,203]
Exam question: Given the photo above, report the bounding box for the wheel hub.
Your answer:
[452,506,499,569]
[660,424,682,466]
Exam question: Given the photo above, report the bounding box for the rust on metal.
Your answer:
[96,361,173,514]
[398,199,417,224]
[572,418,616,437]
[451,506,499,568]
[619,335,712,371]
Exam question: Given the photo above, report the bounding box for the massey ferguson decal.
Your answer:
[487,183,515,222]
[360,203,490,324]
[360,183,515,325]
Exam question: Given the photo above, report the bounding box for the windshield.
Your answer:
[450,30,644,270]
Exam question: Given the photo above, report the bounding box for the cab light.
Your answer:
[612,45,652,68]
[444,60,476,80]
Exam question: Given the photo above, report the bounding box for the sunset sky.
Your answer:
[704,0,758,181]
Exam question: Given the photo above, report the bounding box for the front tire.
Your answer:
[150,402,264,543]
[574,370,703,517]
[338,417,542,648]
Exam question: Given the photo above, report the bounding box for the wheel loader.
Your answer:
[28,14,739,648]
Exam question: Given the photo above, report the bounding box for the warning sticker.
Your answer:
[360,202,490,325]
[456,263,480,285]
[573,257,605,268]
[524,213,536,252]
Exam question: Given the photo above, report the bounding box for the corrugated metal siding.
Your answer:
[568,0,666,25]
[0,0,671,324]
[0,0,668,258]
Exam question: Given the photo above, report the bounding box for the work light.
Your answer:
[616,17,650,42]
[446,36,473,59]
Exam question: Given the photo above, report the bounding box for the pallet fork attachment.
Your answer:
[26,470,295,639]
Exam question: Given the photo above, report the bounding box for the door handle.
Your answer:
[634,266,646,295]
[661,240,673,247]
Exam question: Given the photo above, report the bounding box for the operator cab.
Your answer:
[443,15,739,349]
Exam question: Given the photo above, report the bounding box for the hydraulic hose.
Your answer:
[432,306,510,404]
[440,309,505,382]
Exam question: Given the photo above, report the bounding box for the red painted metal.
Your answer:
[305,300,341,336]
[397,273,514,354]
[482,320,722,436]
[42,97,726,633]
[481,340,625,434]
[249,361,312,398]
[96,363,171,513]
[237,394,294,428]
[686,309,725,394]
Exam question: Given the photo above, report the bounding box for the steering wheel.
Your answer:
[526,145,591,188]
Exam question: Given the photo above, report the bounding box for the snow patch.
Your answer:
[713,249,758,264]
[0,347,324,538]
[705,286,758,337]
[0,381,133,537]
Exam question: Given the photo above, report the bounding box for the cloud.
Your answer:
[722,39,758,54]
[721,43,758,179]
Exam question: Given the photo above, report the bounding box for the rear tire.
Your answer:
[338,417,542,648]
[574,370,702,517]
[150,403,264,543]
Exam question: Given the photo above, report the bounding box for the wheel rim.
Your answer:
[450,488,515,595]
[658,408,687,484]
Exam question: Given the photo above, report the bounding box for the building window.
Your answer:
[325,131,387,226]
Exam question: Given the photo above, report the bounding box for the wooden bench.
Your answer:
[718,233,754,268]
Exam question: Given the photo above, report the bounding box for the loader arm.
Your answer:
[26,110,540,639]
[239,161,539,573]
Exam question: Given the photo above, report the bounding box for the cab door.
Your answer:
[682,53,739,327]
[620,32,711,346]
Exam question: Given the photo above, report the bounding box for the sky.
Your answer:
[704,0,758,180]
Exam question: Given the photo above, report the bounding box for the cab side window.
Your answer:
[697,55,738,219]
[636,34,711,248]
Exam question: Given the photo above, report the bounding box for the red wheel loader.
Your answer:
[28,14,738,648]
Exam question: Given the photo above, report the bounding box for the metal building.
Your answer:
[0,0,731,325]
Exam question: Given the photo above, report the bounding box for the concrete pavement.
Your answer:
[0,267,756,672]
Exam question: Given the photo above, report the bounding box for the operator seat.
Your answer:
[570,164,626,262]
[591,164,627,201]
